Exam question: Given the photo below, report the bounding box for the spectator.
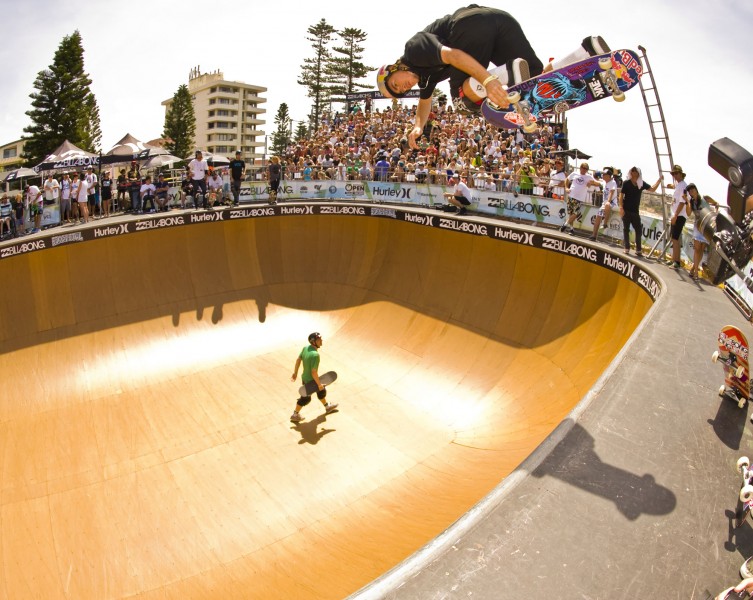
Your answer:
[0,194,13,239]
[268,156,282,204]
[374,154,390,181]
[443,174,473,215]
[140,175,157,213]
[13,193,26,236]
[188,150,209,210]
[619,166,662,256]
[100,171,113,218]
[127,161,141,213]
[667,164,688,269]
[590,167,618,240]
[85,166,99,218]
[228,150,246,206]
[60,173,72,224]
[70,172,81,223]
[43,174,60,222]
[154,173,170,212]
[686,184,718,281]
[26,183,43,233]
[76,171,90,224]
[207,169,224,207]
[560,162,601,235]
[117,168,129,211]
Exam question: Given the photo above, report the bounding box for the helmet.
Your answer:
[376,61,411,99]
[308,332,322,344]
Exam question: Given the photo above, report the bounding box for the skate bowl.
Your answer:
[0,207,658,599]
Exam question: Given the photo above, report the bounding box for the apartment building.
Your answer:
[163,67,267,163]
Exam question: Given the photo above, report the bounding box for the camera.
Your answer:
[696,138,753,286]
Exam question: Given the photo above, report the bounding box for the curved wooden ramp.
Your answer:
[0,215,653,599]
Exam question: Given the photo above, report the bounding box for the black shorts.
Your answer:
[670,216,686,240]
[454,194,471,206]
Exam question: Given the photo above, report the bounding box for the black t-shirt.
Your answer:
[400,5,510,99]
[268,163,281,181]
[229,159,245,181]
[621,179,650,213]
[101,178,112,199]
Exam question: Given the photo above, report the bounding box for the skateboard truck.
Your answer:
[487,90,537,134]
[597,57,626,102]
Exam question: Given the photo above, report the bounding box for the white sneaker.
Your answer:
[583,36,611,56]
[509,58,530,85]
[324,402,339,414]
[290,412,303,422]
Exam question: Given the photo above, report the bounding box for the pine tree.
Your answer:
[297,19,338,132]
[329,28,373,114]
[270,103,292,158]
[163,84,196,160]
[22,30,102,167]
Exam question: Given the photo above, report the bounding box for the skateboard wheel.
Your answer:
[598,57,613,71]
[522,123,538,134]
[741,484,753,503]
[738,456,751,472]
[507,90,521,104]
[720,384,727,397]
[612,90,626,102]
[712,351,719,362]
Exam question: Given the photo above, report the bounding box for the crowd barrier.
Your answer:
[19,179,700,264]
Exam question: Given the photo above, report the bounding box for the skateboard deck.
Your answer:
[298,370,337,397]
[481,49,643,131]
[712,325,750,408]
[735,456,753,529]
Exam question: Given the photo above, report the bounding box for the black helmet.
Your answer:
[308,332,322,344]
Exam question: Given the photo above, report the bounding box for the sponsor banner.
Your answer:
[0,196,662,301]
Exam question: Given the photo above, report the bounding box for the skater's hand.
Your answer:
[485,79,511,109]
[291,373,297,382]
[407,125,423,150]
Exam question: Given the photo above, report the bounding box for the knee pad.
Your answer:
[298,396,312,407]
[316,388,327,400]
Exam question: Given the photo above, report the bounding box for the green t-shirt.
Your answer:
[299,344,320,383]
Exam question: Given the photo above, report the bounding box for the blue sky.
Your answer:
[1,0,751,199]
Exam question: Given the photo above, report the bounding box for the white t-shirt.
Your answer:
[452,181,473,203]
[671,180,688,215]
[602,178,618,207]
[567,172,597,202]
[27,185,42,205]
[43,178,60,201]
[76,179,89,203]
[548,171,566,197]
[208,175,223,191]
[189,158,209,181]
[140,183,156,197]
[61,178,71,200]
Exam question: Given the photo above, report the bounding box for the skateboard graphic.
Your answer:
[735,456,753,529]
[298,370,337,397]
[712,325,750,408]
[481,49,643,132]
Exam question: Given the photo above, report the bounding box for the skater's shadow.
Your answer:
[291,413,336,445]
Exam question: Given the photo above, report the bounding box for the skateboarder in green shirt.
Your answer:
[290,332,338,422]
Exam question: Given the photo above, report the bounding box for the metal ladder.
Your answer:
[637,45,675,261]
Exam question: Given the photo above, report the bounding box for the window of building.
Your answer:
[3,148,17,159]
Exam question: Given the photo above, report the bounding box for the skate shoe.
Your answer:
[582,36,611,56]
[324,402,339,414]
[290,412,303,422]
